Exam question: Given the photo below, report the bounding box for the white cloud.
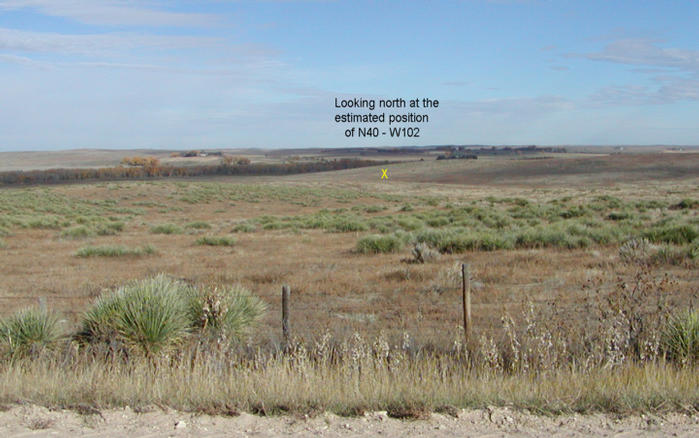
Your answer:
[0,27,220,55]
[581,38,699,105]
[0,0,217,27]
[584,38,699,73]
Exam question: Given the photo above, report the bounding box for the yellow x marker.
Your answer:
[380,168,389,180]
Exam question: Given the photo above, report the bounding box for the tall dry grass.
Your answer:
[0,343,695,416]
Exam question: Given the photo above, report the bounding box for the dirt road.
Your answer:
[1,404,696,437]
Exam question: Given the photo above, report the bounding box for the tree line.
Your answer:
[0,158,389,186]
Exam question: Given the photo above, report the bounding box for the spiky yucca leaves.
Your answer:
[663,310,699,365]
[0,307,63,358]
[78,275,192,358]
[186,285,266,347]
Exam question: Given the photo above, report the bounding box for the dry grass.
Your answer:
[0,153,697,415]
[0,347,696,416]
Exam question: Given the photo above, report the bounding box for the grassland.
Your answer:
[0,151,697,417]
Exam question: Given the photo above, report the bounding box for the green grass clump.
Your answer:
[396,216,424,231]
[150,223,183,235]
[77,275,191,358]
[76,245,156,257]
[186,221,211,230]
[662,310,698,365]
[25,216,63,229]
[0,307,63,358]
[96,221,124,235]
[356,234,404,254]
[61,225,94,239]
[327,216,369,233]
[643,224,698,244]
[417,229,515,252]
[606,211,633,221]
[232,222,256,233]
[195,236,236,247]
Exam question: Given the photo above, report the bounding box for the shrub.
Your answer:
[356,234,403,254]
[96,221,124,235]
[232,223,256,233]
[619,238,652,265]
[650,246,690,266]
[25,216,62,229]
[411,242,440,263]
[61,225,94,239]
[195,236,236,247]
[396,217,424,231]
[672,199,697,210]
[186,221,211,230]
[662,310,698,365]
[76,245,156,257]
[150,223,183,235]
[327,217,368,233]
[607,211,632,221]
[77,275,267,357]
[186,285,266,345]
[0,307,63,358]
[77,275,192,358]
[515,227,582,249]
[644,224,698,244]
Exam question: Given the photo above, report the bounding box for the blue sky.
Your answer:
[0,0,698,151]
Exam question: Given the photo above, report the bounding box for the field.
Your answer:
[0,150,697,431]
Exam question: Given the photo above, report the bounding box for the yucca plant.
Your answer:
[0,307,63,358]
[186,285,266,346]
[662,310,699,365]
[78,275,192,358]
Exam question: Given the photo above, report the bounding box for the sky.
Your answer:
[0,0,698,151]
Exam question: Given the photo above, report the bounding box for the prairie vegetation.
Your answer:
[0,152,697,416]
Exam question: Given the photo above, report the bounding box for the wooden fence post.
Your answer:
[462,263,471,343]
[282,285,290,346]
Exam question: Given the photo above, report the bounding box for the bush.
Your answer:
[0,307,63,358]
[650,246,690,266]
[619,238,652,265]
[150,223,183,235]
[411,242,440,263]
[643,224,698,244]
[662,310,698,365]
[327,217,368,233]
[76,245,156,257]
[96,221,124,235]
[77,275,267,357]
[61,225,94,239]
[77,275,192,358]
[186,221,211,230]
[607,211,632,221]
[186,285,266,345]
[25,216,62,229]
[356,234,403,254]
[195,236,236,247]
[232,222,256,233]
[672,199,697,210]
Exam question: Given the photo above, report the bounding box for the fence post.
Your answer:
[462,263,471,343]
[282,285,290,346]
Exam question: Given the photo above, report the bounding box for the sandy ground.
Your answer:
[0,405,696,437]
